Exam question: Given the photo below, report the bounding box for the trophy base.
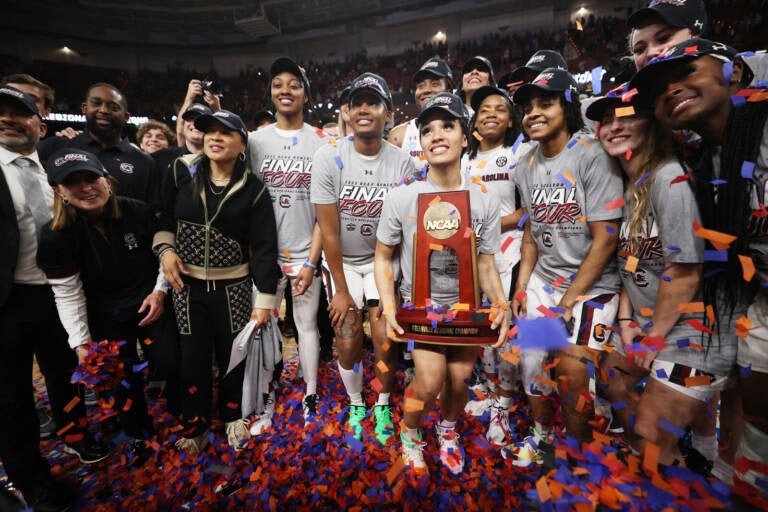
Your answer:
[395,307,498,346]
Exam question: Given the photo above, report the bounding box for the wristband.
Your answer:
[158,246,176,260]
[617,317,633,322]
[303,261,317,269]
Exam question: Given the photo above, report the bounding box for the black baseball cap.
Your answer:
[512,68,579,106]
[462,56,494,78]
[253,110,275,125]
[182,103,213,120]
[585,82,650,122]
[506,50,568,85]
[413,57,454,88]
[194,110,248,143]
[628,0,707,35]
[416,92,469,127]
[470,85,512,113]
[348,72,392,109]
[0,85,41,118]
[270,57,312,93]
[46,148,109,186]
[628,38,737,102]
[338,83,352,105]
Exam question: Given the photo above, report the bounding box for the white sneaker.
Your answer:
[501,431,545,467]
[175,429,210,454]
[264,391,276,418]
[464,397,492,416]
[435,424,464,474]
[249,413,272,436]
[225,419,251,450]
[400,431,428,474]
[487,405,512,446]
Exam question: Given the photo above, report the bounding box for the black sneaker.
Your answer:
[63,435,116,464]
[683,447,714,477]
[0,483,24,512]
[607,411,624,434]
[302,394,319,420]
[38,407,57,439]
[22,478,73,512]
[129,439,153,467]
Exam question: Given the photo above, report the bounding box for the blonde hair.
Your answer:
[50,176,121,231]
[624,118,675,257]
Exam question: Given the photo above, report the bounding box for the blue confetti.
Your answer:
[565,88,572,103]
[740,364,752,378]
[543,284,555,295]
[584,300,605,310]
[721,61,734,85]
[407,338,414,352]
[709,179,728,185]
[658,418,685,438]
[667,246,680,252]
[731,95,747,108]
[512,133,524,153]
[656,369,668,379]
[635,172,652,186]
[517,212,529,229]
[605,226,615,234]
[188,165,197,175]
[677,338,690,348]
[132,361,149,373]
[741,161,756,180]
[514,317,570,350]
[353,362,359,373]
[661,275,672,282]
[121,379,131,389]
[704,250,728,262]
[550,306,566,315]
[334,155,343,170]
[292,136,298,146]
[344,433,364,452]
[555,172,573,189]
[567,138,578,149]
[591,66,603,95]
[612,401,627,410]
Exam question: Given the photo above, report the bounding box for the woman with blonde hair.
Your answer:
[38,148,166,464]
[592,84,724,469]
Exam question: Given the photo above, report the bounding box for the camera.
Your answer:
[200,80,222,96]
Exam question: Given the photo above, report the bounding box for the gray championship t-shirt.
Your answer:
[311,137,413,265]
[249,124,329,265]
[377,174,501,306]
[462,144,526,270]
[515,134,622,295]
[617,160,731,374]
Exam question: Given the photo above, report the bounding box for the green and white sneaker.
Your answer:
[373,404,394,445]
[346,405,367,440]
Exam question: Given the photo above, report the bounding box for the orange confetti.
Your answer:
[429,243,444,251]
[428,195,442,206]
[56,421,75,436]
[453,303,470,311]
[476,160,487,169]
[381,340,391,351]
[536,476,551,502]
[643,442,660,473]
[386,456,406,485]
[404,397,424,412]
[404,215,416,220]
[371,377,383,393]
[615,106,636,117]
[562,169,575,186]
[694,225,737,251]
[685,375,711,387]
[528,155,535,168]
[578,215,586,223]
[383,303,393,315]
[639,307,653,317]
[63,396,81,414]
[735,316,752,338]
[577,137,590,148]
[501,350,520,365]
[677,302,705,313]
[738,254,756,281]
[143,337,153,346]
[625,255,639,273]
[376,360,389,373]
[472,131,484,142]
[535,375,558,389]
[706,304,715,326]
[282,248,292,259]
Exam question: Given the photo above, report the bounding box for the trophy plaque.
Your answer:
[395,190,497,345]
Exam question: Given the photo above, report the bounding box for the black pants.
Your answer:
[0,284,85,495]
[89,308,165,440]
[172,277,248,437]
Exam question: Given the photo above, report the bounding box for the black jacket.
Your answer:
[0,165,20,306]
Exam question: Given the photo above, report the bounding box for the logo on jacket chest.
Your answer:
[124,233,139,250]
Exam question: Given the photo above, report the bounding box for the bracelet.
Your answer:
[158,246,176,260]
[303,261,317,269]
[617,317,633,322]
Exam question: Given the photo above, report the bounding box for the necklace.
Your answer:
[207,180,226,196]
[210,176,231,183]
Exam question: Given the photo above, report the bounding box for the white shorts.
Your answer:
[649,359,729,402]
[738,291,768,374]
[321,260,379,309]
[526,273,619,351]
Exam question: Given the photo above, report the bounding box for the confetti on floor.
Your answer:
[6,347,764,511]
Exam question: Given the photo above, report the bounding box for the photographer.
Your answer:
[175,79,221,149]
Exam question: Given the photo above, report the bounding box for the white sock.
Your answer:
[402,424,421,442]
[376,392,390,406]
[692,433,718,462]
[438,418,457,431]
[496,395,512,409]
[297,330,320,396]
[338,361,364,406]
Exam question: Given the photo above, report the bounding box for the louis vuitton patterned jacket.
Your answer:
[153,154,279,309]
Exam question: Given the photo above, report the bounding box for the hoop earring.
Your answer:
[63,198,70,206]
[239,152,246,162]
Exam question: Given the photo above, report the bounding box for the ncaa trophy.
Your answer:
[395,190,497,345]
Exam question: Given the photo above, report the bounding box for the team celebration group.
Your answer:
[0,0,766,510]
